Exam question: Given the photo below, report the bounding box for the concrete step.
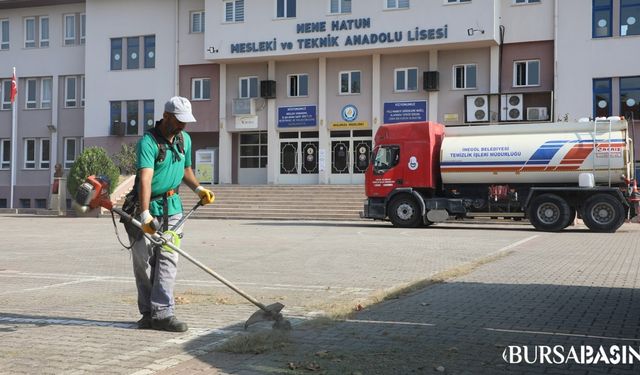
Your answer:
[112,183,366,221]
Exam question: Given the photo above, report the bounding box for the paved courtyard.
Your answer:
[0,216,639,374]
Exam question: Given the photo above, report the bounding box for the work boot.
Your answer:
[137,313,152,329]
[151,316,188,332]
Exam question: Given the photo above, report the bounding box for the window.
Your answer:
[1,139,10,169]
[35,199,46,209]
[514,0,540,3]
[41,78,52,108]
[340,71,361,94]
[330,0,351,13]
[191,11,205,33]
[110,38,122,70]
[240,132,268,168]
[593,78,612,118]
[593,0,612,38]
[110,101,122,128]
[277,0,296,18]
[111,35,154,71]
[620,76,640,120]
[40,16,49,47]
[288,74,308,97]
[0,19,8,50]
[192,78,211,100]
[513,60,540,87]
[81,76,85,107]
[126,101,139,135]
[39,139,49,169]
[394,68,418,92]
[24,17,36,48]
[385,0,409,9]
[446,0,471,3]
[143,100,154,130]
[1,80,10,109]
[621,0,640,36]
[80,13,85,44]
[373,145,400,174]
[64,14,76,45]
[127,37,139,70]
[65,76,77,107]
[25,79,37,109]
[24,138,36,169]
[144,35,155,69]
[453,64,477,89]
[20,199,31,208]
[224,0,245,22]
[64,138,82,169]
[239,76,258,98]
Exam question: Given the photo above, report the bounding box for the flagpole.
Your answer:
[10,67,17,209]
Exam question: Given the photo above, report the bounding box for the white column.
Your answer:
[10,68,17,209]
[267,60,278,184]
[372,54,381,137]
[490,45,500,94]
[218,64,233,184]
[318,57,329,184]
[428,50,439,122]
[50,74,59,183]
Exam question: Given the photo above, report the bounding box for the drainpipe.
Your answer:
[553,0,558,121]
[175,0,180,95]
[499,25,505,94]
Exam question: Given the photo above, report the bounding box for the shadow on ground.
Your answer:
[174,282,640,375]
[0,313,136,329]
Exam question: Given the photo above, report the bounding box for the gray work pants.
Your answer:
[129,213,183,320]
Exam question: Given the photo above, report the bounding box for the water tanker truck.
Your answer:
[361,117,640,232]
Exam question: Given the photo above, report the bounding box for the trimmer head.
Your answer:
[244,302,291,330]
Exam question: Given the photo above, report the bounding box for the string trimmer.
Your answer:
[73,175,291,330]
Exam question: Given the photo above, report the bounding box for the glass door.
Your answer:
[279,131,319,184]
[330,130,372,184]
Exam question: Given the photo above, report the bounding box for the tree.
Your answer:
[67,147,120,197]
[113,142,137,175]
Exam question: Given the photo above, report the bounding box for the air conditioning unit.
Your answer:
[526,107,549,121]
[232,98,256,116]
[111,121,125,136]
[465,95,489,123]
[501,93,523,121]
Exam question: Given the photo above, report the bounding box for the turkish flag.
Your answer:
[10,71,17,104]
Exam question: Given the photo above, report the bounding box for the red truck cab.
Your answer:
[366,122,445,197]
[363,122,446,227]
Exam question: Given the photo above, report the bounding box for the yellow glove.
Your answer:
[195,186,215,205]
[140,210,158,234]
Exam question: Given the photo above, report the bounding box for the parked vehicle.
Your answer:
[361,118,639,232]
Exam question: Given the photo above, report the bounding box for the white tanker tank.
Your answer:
[440,118,634,185]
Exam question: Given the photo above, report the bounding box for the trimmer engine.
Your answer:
[72,175,112,213]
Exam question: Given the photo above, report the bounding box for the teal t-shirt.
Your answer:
[136,130,192,217]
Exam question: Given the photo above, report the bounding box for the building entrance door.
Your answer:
[279,131,319,184]
[238,132,267,185]
[330,130,372,184]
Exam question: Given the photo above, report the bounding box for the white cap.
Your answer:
[164,96,196,123]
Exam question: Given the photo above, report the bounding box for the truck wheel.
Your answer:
[562,207,577,229]
[528,194,572,232]
[388,195,422,228]
[581,194,625,233]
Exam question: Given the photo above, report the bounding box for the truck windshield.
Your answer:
[373,145,400,174]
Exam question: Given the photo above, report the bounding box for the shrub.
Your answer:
[67,147,120,196]
[113,142,137,175]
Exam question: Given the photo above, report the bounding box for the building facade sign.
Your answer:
[222,18,447,56]
[277,105,317,128]
[235,115,259,129]
[383,101,428,124]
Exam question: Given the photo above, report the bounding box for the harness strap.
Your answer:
[150,189,176,202]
